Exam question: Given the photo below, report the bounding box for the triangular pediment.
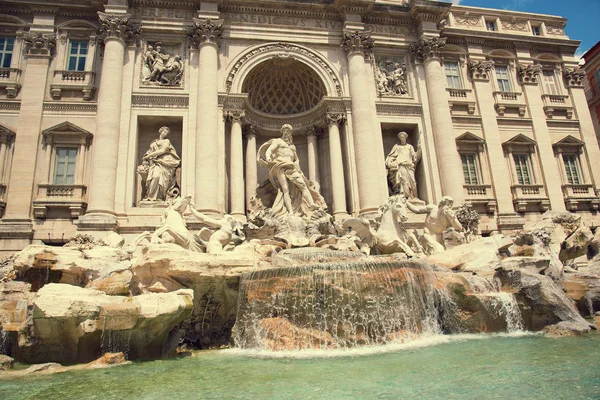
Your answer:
[503,133,537,146]
[553,135,584,148]
[43,121,92,138]
[0,124,16,143]
[456,131,486,144]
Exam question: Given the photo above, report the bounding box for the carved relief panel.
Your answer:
[373,55,410,97]
[140,40,186,88]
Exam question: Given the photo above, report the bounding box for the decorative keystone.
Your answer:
[517,64,542,85]
[189,18,224,47]
[23,32,55,56]
[409,37,446,63]
[341,30,374,56]
[97,12,140,44]
[563,67,586,88]
[468,60,494,81]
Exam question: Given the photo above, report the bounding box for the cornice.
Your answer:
[131,95,189,108]
[441,28,580,51]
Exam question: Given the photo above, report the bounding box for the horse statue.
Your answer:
[342,195,422,256]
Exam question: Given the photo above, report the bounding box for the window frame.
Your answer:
[531,25,541,36]
[0,36,15,69]
[562,154,581,185]
[594,69,600,94]
[52,147,78,185]
[444,61,463,89]
[66,39,88,72]
[495,64,512,92]
[461,153,480,185]
[485,20,497,32]
[512,154,533,185]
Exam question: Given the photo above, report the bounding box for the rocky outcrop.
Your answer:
[3,284,193,364]
[0,354,14,370]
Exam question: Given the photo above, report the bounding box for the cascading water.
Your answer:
[234,251,526,351]
[100,314,132,357]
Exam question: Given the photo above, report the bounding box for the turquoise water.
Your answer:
[1,333,599,399]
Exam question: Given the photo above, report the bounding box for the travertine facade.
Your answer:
[0,0,598,253]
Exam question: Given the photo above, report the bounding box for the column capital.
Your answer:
[517,64,542,85]
[468,59,494,81]
[97,12,140,44]
[224,109,245,122]
[303,126,320,138]
[23,32,55,57]
[563,67,586,88]
[189,18,224,48]
[341,30,374,57]
[410,37,446,63]
[244,125,258,139]
[326,112,346,127]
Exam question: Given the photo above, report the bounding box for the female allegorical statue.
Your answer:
[138,126,181,202]
[385,131,422,200]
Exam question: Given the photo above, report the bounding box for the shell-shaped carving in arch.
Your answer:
[225,42,343,97]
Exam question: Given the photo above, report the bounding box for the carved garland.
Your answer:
[225,42,343,96]
[517,64,542,84]
[454,13,481,27]
[468,60,494,81]
[97,12,140,43]
[410,37,446,63]
[501,18,528,32]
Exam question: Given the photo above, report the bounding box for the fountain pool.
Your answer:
[1,332,599,399]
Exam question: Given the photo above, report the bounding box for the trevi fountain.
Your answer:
[0,123,599,399]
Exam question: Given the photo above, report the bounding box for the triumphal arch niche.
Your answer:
[223,42,351,219]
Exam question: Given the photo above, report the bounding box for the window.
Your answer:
[495,65,511,92]
[461,154,479,185]
[67,40,88,72]
[513,154,532,185]
[594,69,600,94]
[562,155,581,185]
[0,37,14,69]
[542,70,559,95]
[445,62,462,89]
[53,147,77,185]
[532,26,541,36]
[486,20,497,31]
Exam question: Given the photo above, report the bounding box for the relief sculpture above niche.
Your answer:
[141,41,184,87]
[374,56,409,97]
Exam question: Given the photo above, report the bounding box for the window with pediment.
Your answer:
[0,15,27,98]
[456,132,496,213]
[50,20,99,101]
[33,122,93,219]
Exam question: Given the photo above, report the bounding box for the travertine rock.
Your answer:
[427,235,505,271]
[0,354,14,370]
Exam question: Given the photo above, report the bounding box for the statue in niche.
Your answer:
[375,59,408,96]
[254,124,326,218]
[386,131,422,200]
[137,126,181,202]
[406,196,464,255]
[142,42,184,86]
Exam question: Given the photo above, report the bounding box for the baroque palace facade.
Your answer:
[0,0,598,253]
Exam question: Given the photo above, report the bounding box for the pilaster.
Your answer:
[519,63,566,211]
[410,37,464,203]
[304,127,321,185]
[326,112,348,218]
[467,58,514,217]
[244,126,258,212]
[225,109,246,219]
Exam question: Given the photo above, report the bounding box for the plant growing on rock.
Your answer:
[64,234,108,251]
[455,203,480,242]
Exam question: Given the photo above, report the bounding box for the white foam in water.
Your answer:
[225,331,540,359]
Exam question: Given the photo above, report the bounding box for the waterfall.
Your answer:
[100,314,132,357]
[0,330,9,355]
[234,259,443,351]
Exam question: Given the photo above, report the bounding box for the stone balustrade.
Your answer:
[511,184,550,212]
[463,184,497,213]
[446,88,476,114]
[562,184,600,211]
[493,91,526,116]
[33,184,87,219]
[0,67,22,98]
[541,94,573,119]
[50,70,96,100]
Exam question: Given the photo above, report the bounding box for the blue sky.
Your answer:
[452,0,600,58]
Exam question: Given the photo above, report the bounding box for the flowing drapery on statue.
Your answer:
[385,131,421,200]
[252,124,326,218]
[137,126,181,202]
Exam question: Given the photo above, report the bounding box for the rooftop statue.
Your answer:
[386,131,422,200]
[137,126,181,203]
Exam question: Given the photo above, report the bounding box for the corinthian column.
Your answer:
[225,109,245,219]
[411,37,464,203]
[326,112,348,218]
[189,18,224,214]
[80,12,138,230]
[304,127,320,185]
[244,126,258,211]
[342,30,386,214]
